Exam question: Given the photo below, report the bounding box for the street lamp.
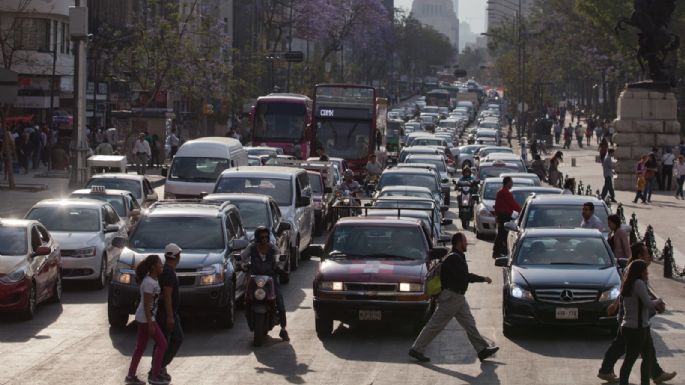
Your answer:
[38,46,57,128]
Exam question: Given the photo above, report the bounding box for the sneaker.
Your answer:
[148,369,171,382]
[124,376,146,385]
[596,372,618,382]
[148,375,170,385]
[477,346,499,362]
[408,349,430,362]
[279,329,290,342]
[654,371,677,383]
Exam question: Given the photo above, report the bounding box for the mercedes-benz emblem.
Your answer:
[560,290,574,302]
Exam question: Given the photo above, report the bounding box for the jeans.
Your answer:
[634,190,645,203]
[662,165,673,190]
[128,321,167,378]
[155,312,184,369]
[412,290,488,354]
[600,326,663,378]
[645,178,655,202]
[136,153,148,175]
[619,326,652,385]
[676,175,685,198]
[601,176,615,200]
[493,214,511,257]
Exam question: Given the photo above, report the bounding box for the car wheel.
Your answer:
[217,285,236,329]
[50,272,62,304]
[502,320,518,337]
[94,254,107,290]
[23,283,37,320]
[108,304,129,328]
[253,313,267,346]
[315,315,333,338]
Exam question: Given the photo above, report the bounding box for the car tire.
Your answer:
[253,313,267,346]
[315,316,333,338]
[23,283,37,320]
[217,285,236,329]
[502,320,518,337]
[94,254,107,290]
[50,272,62,304]
[108,304,129,329]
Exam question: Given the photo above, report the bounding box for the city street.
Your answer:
[1,169,684,385]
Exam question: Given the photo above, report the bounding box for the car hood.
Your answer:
[513,265,620,289]
[0,255,27,274]
[319,257,427,283]
[118,248,224,269]
[482,199,495,211]
[50,231,101,249]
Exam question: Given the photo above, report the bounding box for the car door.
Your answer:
[295,172,313,249]
[29,226,50,302]
[103,204,125,271]
[36,225,59,300]
[224,214,245,297]
[270,201,289,256]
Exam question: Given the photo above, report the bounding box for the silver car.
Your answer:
[474,178,535,239]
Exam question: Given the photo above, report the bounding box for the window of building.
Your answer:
[60,22,66,53]
[16,18,50,51]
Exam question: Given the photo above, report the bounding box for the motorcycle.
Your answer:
[241,255,287,346]
[456,180,478,230]
[365,174,380,196]
[331,189,362,224]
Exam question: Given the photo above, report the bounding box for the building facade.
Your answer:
[0,0,75,126]
[410,0,459,50]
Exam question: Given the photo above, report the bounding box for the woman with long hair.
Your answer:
[548,151,563,187]
[126,255,169,385]
[618,260,661,385]
[608,214,631,260]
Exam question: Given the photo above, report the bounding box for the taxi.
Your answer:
[69,186,142,233]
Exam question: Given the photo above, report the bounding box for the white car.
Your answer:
[69,186,142,233]
[25,199,128,288]
[85,173,158,207]
[474,177,535,239]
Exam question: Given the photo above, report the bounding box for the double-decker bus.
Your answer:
[312,84,381,177]
[251,93,313,158]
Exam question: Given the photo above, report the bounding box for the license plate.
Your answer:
[359,310,382,321]
[555,307,578,320]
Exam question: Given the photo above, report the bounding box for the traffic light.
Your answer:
[203,103,214,115]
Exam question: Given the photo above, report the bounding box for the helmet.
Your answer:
[253,226,270,241]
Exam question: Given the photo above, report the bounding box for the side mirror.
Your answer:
[429,247,449,260]
[231,238,249,251]
[33,246,51,257]
[278,254,288,262]
[276,221,292,233]
[494,256,509,267]
[104,224,120,233]
[441,219,453,226]
[161,167,168,177]
[112,236,127,249]
[504,221,519,232]
[130,209,141,217]
[324,187,332,194]
[296,196,311,207]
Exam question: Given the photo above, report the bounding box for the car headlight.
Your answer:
[0,268,26,283]
[113,268,135,285]
[399,283,423,292]
[319,281,343,291]
[71,246,97,258]
[254,288,266,300]
[510,283,534,300]
[599,286,621,302]
[199,265,224,286]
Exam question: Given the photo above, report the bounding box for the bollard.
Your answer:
[629,213,639,244]
[617,203,625,224]
[663,239,673,278]
[572,157,576,167]
[577,181,584,195]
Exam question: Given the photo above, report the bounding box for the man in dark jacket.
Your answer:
[409,232,499,363]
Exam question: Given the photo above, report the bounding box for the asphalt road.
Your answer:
[2,184,684,385]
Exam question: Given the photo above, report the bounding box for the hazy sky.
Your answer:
[395,0,488,33]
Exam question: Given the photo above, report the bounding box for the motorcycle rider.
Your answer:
[459,166,475,183]
[337,170,362,196]
[364,154,383,195]
[241,227,289,342]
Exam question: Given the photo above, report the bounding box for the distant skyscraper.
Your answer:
[410,0,459,50]
[452,0,458,17]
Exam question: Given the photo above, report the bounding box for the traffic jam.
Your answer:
[1,81,629,379]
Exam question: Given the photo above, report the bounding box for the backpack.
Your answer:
[425,254,448,297]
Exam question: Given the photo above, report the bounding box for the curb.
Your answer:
[0,183,48,192]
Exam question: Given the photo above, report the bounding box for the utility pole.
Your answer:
[70,1,89,186]
[286,0,293,92]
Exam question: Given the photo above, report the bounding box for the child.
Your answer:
[126,255,169,385]
[633,174,646,204]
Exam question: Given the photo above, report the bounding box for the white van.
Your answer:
[164,137,248,199]
[213,166,313,263]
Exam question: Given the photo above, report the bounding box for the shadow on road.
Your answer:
[421,361,503,385]
[505,326,612,359]
[61,281,108,305]
[253,341,314,384]
[0,301,63,342]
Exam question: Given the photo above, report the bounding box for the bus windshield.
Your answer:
[253,102,307,142]
[316,120,371,160]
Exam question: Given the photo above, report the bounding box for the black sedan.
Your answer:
[495,228,622,336]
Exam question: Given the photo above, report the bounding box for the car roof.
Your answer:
[481,146,512,151]
[500,172,539,178]
[90,173,146,182]
[220,166,301,178]
[527,194,607,205]
[510,187,561,193]
[71,188,133,197]
[203,193,272,203]
[479,161,520,167]
[146,201,235,217]
[31,198,110,209]
[380,186,432,193]
[382,168,437,176]
[522,228,605,237]
[482,177,534,185]
[485,153,521,160]
[406,154,445,161]
[335,217,424,228]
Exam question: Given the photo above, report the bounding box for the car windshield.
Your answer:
[379,191,433,200]
[327,226,427,260]
[308,174,323,194]
[70,194,126,217]
[247,148,278,157]
[413,138,444,147]
[26,207,100,232]
[524,205,609,231]
[482,182,502,200]
[479,165,522,179]
[130,216,224,252]
[316,119,371,160]
[169,157,230,182]
[407,158,446,172]
[0,227,27,255]
[86,179,141,200]
[459,146,480,155]
[230,201,270,230]
[477,131,497,138]
[214,177,292,206]
[479,122,499,129]
[512,190,560,206]
[515,236,612,266]
[380,173,436,193]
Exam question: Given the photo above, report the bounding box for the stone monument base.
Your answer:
[612,88,681,191]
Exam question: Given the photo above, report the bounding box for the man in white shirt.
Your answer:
[133,133,151,175]
[580,202,604,231]
[168,128,180,157]
[661,148,675,191]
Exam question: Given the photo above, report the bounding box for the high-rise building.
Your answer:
[410,0,459,50]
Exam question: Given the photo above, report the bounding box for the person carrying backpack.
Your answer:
[409,232,499,363]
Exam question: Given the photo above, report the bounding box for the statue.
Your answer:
[616,0,680,89]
